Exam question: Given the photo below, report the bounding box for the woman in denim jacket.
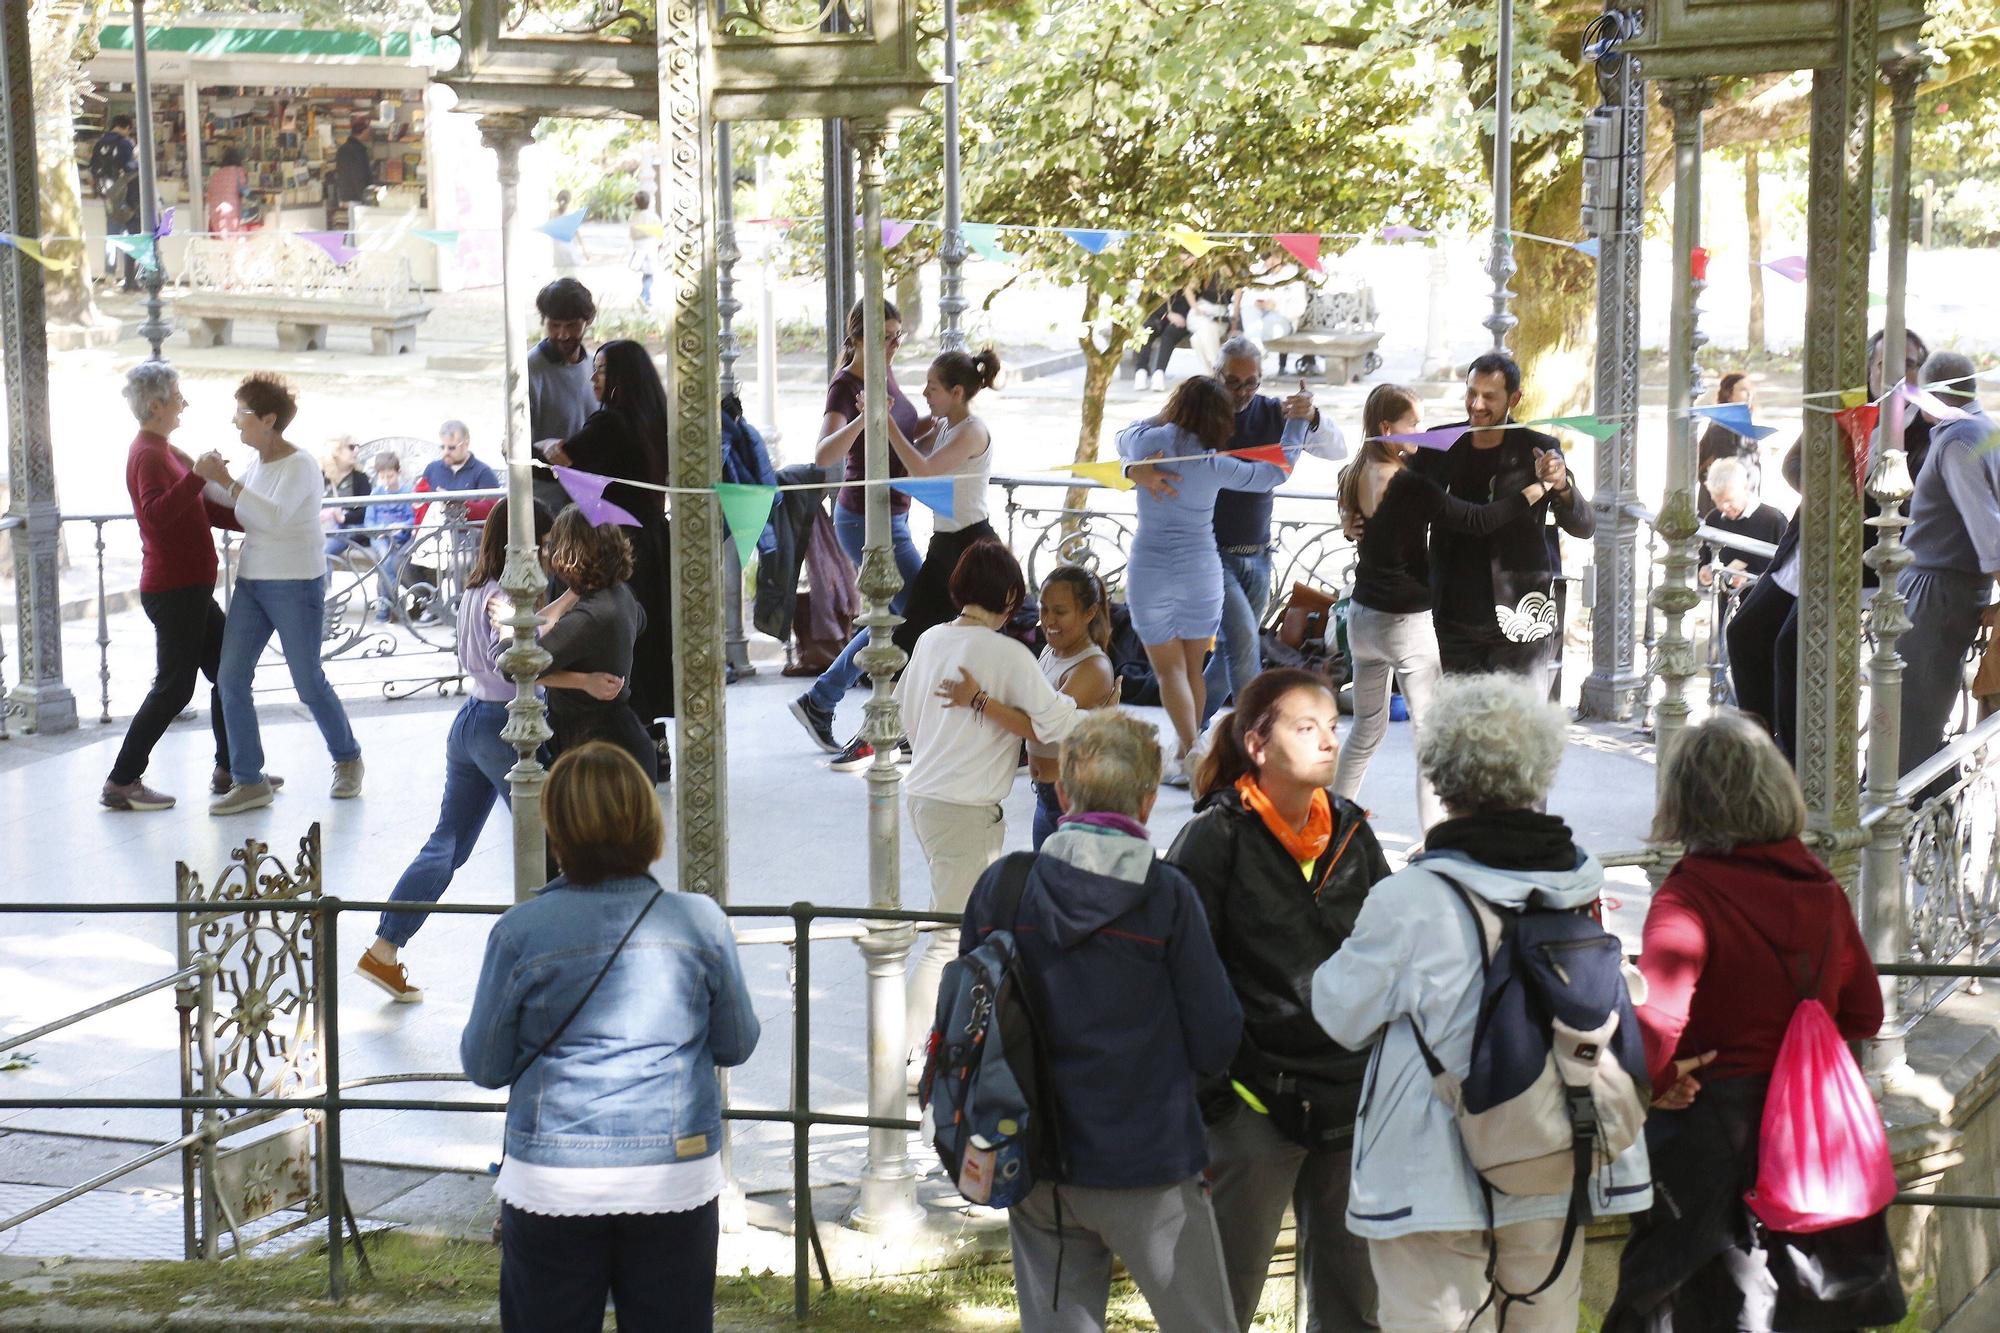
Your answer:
[461,742,760,1332]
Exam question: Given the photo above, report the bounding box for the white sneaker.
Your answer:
[1150,370,1166,391]
[1130,367,1146,391]
[1162,756,1191,789]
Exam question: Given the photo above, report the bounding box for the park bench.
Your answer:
[1265,286,1386,385]
[173,233,432,356]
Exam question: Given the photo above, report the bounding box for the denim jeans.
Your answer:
[806,507,922,714]
[218,576,361,786]
[1200,548,1272,725]
[372,533,411,612]
[1031,780,1063,850]
[378,699,513,947]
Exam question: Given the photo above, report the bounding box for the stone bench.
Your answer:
[176,294,432,356]
[1263,329,1386,385]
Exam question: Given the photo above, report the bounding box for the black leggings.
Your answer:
[110,586,229,784]
[890,520,998,657]
[1725,577,1798,764]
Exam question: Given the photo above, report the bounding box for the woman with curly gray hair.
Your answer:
[1311,673,1651,1331]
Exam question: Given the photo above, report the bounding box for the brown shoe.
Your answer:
[356,950,423,1003]
[102,780,176,812]
[211,767,285,796]
[331,757,364,800]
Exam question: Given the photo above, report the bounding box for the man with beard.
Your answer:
[1408,353,1593,690]
[528,278,600,517]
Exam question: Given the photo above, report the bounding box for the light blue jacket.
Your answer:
[1114,418,1303,557]
[460,874,760,1168]
[1310,852,1652,1239]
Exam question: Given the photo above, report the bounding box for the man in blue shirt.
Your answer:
[408,422,500,623]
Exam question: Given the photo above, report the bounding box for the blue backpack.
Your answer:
[1410,868,1650,1319]
[918,853,1064,1208]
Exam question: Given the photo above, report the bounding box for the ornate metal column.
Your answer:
[0,0,78,735]
[1579,9,1649,722]
[1873,57,1923,522]
[849,115,921,1232]
[716,107,754,679]
[480,115,553,902]
[128,0,170,358]
[660,0,729,903]
[1483,0,1518,352]
[1650,77,1713,761]
[1797,0,1878,889]
[936,0,967,353]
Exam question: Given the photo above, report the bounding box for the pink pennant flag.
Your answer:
[300,231,358,265]
[552,466,642,528]
[1275,233,1323,273]
[1903,384,1971,422]
[882,219,916,249]
[1763,255,1809,283]
[1377,426,1469,451]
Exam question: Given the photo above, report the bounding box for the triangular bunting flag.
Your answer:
[1903,384,1970,423]
[1763,255,1809,283]
[1230,443,1294,471]
[960,221,1015,263]
[1869,291,1887,308]
[300,231,358,265]
[1572,238,1601,259]
[537,208,588,244]
[1839,388,1869,409]
[1540,414,1620,441]
[1834,404,1879,500]
[1166,225,1217,258]
[1067,459,1134,492]
[0,233,76,273]
[890,477,956,520]
[552,466,642,528]
[412,229,461,248]
[630,222,665,240]
[1689,402,1779,442]
[714,482,777,569]
[1061,228,1117,255]
[882,219,916,249]
[1381,225,1429,242]
[1377,426,1469,451]
[105,233,158,270]
[154,207,175,240]
[1690,246,1711,281]
[1275,233,1323,273]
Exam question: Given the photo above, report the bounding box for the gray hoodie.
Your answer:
[1310,850,1653,1238]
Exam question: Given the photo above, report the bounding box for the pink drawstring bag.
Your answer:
[1744,995,1897,1232]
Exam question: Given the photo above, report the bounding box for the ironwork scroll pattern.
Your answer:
[718,0,867,37]
[179,828,323,1124]
[504,0,655,38]
[179,235,419,310]
[1901,756,2000,1025]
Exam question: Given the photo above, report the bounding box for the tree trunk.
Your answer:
[31,0,103,329]
[1744,146,1765,358]
[1065,282,1126,515]
[1510,161,1597,423]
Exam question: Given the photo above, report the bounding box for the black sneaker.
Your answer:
[829,734,875,771]
[790,693,840,753]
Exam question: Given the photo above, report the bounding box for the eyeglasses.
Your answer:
[1221,375,1261,392]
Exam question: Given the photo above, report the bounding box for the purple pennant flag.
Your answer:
[1376,425,1469,451]
[1902,384,1971,423]
[882,219,916,249]
[300,231,358,265]
[1763,255,1809,283]
[154,206,175,240]
[552,466,642,528]
[1381,225,1429,242]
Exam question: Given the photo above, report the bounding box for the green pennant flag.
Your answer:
[960,221,1016,263]
[714,482,777,570]
[1538,414,1621,441]
[107,233,158,270]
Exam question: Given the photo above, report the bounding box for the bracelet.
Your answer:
[228,480,244,499]
[971,690,988,717]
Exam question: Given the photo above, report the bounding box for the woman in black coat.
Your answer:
[547,338,675,778]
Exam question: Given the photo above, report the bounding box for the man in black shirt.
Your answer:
[334,116,374,212]
[90,115,141,291]
[1408,352,1593,687]
[1698,457,1786,583]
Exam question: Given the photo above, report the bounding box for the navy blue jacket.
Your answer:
[958,820,1243,1190]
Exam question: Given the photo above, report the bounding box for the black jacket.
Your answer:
[1166,785,1390,1147]
[1411,425,1595,626]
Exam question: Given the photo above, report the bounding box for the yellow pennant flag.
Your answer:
[0,233,75,273]
[633,222,665,238]
[1166,225,1217,258]
[1067,459,1134,491]
[1839,388,1868,409]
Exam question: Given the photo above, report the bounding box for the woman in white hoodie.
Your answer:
[1310,673,1651,1333]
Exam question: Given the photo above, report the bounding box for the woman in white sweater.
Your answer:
[196,374,364,815]
[897,539,1081,1049]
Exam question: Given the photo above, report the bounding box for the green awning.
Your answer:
[97,25,432,61]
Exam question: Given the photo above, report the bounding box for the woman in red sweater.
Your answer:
[1607,710,1903,1330]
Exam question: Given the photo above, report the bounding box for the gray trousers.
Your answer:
[1897,567,1987,779]
[1335,603,1446,834]
[1208,1107,1379,1331]
[1009,1176,1236,1333]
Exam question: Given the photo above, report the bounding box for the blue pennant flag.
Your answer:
[890,477,956,521]
[1061,228,1119,255]
[1690,402,1779,442]
[1572,237,1600,259]
[536,208,588,244]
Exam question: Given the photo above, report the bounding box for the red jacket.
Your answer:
[125,431,240,593]
[1635,838,1882,1094]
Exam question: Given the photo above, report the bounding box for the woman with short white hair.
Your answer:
[1311,673,1651,1332]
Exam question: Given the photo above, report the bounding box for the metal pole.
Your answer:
[0,0,78,735]
[1651,78,1713,765]
[937,0,967,353]
[128,0,169,359]
[1419,240,1451,380]
[717,120,741,402]
[758,259,781,440]
[184,78,204,236]
[1483,0,1517,353]
[848,117,920,1233]
[480,115,552,902]
[320,901,346,1301]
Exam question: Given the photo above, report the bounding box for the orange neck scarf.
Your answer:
[1236,775,1332,865]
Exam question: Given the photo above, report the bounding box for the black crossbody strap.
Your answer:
[508,884,665,1086]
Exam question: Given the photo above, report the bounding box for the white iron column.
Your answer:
[480,115,551,902]
[1651,77,1713,763]
[1483,0,1517,353]
[849,116,921,1233]
[937,0,967,353]
[0,0,77,735]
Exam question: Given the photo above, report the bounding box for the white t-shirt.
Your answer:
[228,449,330,580]
[494,1152,723,1218]
[899,622,1080,806]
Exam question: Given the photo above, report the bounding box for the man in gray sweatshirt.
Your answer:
[528,277,599,517]
[1897,349,1998,779]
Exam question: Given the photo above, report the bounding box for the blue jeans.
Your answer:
[218,576,362,786]
[373,533,411,611]
[806,507,923,714]
[1032,780,1063,850]
[378,698,514,947]
[1201,548,1272,725]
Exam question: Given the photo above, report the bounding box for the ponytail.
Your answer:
[932,346,1003,400]
[1192,666,1336,800]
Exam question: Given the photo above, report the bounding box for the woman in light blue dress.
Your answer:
[1117,374,1303,780]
